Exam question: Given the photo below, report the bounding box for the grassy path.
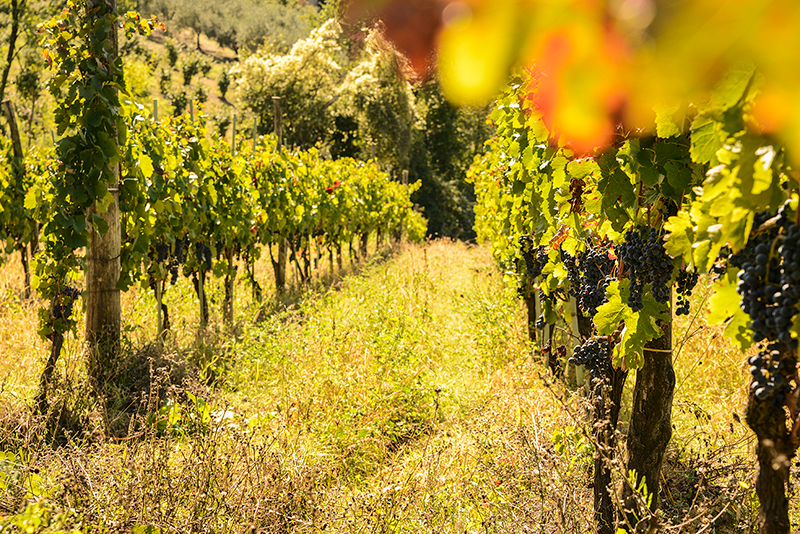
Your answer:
[0,240,777,532]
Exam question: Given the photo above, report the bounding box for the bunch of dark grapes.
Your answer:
[675,270,698,316]
[578,245,614,318]
[518,235,547,280]
[536,290,556,329]
[748,343,792,409]
[616,225,673,312]
[52,286,81,322]
[569,336,613,378]
[733,208,800,409]
[170,235,189,284]
[561,251,582,298]
[196,243,213,271]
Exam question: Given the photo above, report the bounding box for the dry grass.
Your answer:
[0,239,793,532]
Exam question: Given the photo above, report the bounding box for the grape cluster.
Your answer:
[748,343,792,409]
[579,245,615,318]
[560,245,614,318]
[616,225,673,312]
[569,336,613,378]
[675,270,699,316]
[519,235,547,280]
[196,242,213,272]
[732,207,800,410]
[536,314,546,330]
[52,286,81,322]
[150,236,191,285]
[562,251,582,298]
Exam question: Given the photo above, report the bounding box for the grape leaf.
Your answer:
[139,154,154,179]
[664,212,694,263]
[724,309,753,352]
[654,103,682,138]
[709,62,756,110]
[594,280,631,336]
[706,270,740,324]
[689,114,720,164]
[618,289,670,370]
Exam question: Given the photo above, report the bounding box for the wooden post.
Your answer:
[272,96,282,148]
[272,96,287,292]
[85,0,121,388]
[198,270,208,326]
[231,113,236,156]
[533,282,542,341]
[153,98,158,121]
[569,296,585,386]
[189,99,194,122]
[252,117,257,151]
[155,279,163,338]
[401,169,408,185]
[223,247,235,327]
[370,141,376,160]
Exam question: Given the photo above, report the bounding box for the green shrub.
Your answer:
[168,90,188,116]
[158,68,171,94]
[165,38,179,67]
[218,70,230,100]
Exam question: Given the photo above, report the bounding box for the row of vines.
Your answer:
[0,0,425,413]
[469,67,799,533]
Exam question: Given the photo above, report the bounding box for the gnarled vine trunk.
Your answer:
[593,367,627,534]
[746,377,794,534]
[621,316,674,531]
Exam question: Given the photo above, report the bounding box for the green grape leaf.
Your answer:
[619,289,670,370]
[707,270,740,324]
[709,62,756,110]
[724,308,753,352]
[664,212,694,263]
[665,160,692,192]
[654,103,682,138]
[751,145,775,195]
[689,114,720,164]
[594,280,631,335]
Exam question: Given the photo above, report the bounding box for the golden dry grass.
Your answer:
[0,239,792,532]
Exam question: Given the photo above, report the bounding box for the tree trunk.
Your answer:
[85,0,121,391]
[276,239,287,291]
[35,330,64,414]
[336,242,343,271]
[745,346,795,534]
[2,100,35,298]
[193,271,209,326]
[593,367,628,534]
[523,293,537,343]
[19,247,30,299]
[0,0,20,105]
[621,316,675,531]
[360,232,369,259]
[222,248,235,326]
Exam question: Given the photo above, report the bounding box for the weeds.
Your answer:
[0,240,782,532]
